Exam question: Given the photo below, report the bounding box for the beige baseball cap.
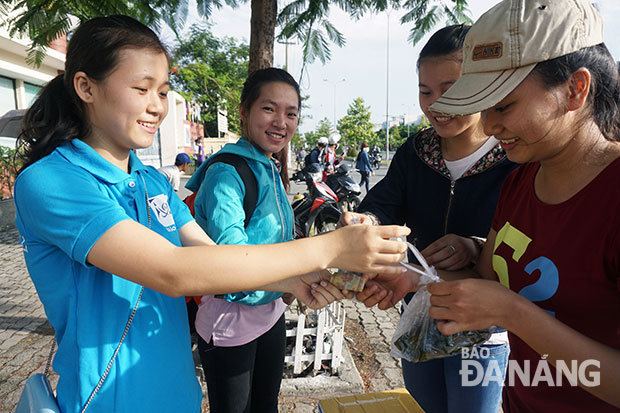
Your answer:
[429,0,604,116]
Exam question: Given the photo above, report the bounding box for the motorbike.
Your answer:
[370,152,382,169]
[291,163,342,239]
[325,163,361,213]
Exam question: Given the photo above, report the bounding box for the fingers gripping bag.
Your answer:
[390,242,492,362]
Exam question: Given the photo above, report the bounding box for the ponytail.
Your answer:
[17,15,169,173]
[17,74,88,172]
[275,146,290,191]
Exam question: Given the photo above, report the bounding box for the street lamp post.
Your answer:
[385,8,391,161]
[403,113,410,138]
[401,104,415,138]
[324,78,346,130]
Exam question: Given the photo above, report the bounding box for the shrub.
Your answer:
[0,146,22,199]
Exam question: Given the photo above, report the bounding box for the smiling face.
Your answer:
[240,81,299,158]
[418,54,483,139]
[481,73,572,164]
[80,48,170,157]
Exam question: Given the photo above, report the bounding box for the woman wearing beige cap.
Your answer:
[360,0,620,410]
[344,23,517,413]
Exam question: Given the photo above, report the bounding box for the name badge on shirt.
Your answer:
[148,194,176,231]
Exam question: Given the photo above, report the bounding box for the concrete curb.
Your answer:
[280,341,364,397]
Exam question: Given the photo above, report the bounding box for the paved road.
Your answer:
[286,158,385,202]
[179,157,387,202]
[0,159,403,413]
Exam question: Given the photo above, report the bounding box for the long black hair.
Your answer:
[239,68,301,191]
[17,15,168,173]
[417,24,471,69]
[533,43,620,142]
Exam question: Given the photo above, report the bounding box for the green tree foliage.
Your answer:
[419,115,432,130]
[279,0,472,79]
[400,0,472,45]
[0,0,218,66]
[375,127,397,150]
[375,116,430,151]
[303,130,318,148]
[170,25,249,136]
[1,0,471,76]
[0,147,22,199]
[290,131,305,150]
[303,116,332,150]
[288,95,312,149]
[388,125,407,149]
[337,97,375,152]
[315,118,333,139]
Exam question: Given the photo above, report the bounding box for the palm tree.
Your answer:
[0,0,471,73]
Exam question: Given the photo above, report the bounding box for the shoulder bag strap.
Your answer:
[80,173,151,412]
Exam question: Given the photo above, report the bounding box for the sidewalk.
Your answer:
[0,225,58,413]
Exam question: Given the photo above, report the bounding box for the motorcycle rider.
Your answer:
[371,145,379,158]
[308,136,328,167]
[323,133,343,181]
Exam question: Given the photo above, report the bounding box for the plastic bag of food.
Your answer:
[390,242,491,362]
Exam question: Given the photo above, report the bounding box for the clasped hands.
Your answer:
[286,211,419,310]
[288,212,507,334]
[287,268,416,311]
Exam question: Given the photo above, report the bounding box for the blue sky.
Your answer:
[160,0,620,134]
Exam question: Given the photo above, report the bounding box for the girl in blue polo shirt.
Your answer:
[13,15,409,412]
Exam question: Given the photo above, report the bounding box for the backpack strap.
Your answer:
[207,153,258,228]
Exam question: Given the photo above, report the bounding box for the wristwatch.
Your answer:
[469,236,486,259]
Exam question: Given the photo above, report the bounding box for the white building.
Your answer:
[0,27,63,114]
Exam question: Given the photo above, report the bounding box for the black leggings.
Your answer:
[197,314,286,413]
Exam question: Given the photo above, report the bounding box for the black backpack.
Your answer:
[304,151,313,167]
[183,153,258,227]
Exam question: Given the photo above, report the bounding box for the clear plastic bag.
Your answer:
[390,242,492,363]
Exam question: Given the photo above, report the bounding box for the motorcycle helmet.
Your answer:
[318,136,328,146]
[328,133,341,145]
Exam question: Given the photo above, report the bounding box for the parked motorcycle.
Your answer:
[291,163,342,239]
[325,163,361,213]
[370,153,382,169]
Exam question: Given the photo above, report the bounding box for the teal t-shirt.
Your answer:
[14,139,201,412]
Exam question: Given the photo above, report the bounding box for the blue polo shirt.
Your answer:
[14,139,201,412]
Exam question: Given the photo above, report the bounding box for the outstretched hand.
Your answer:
[355,267,421,310]
[284,270,349,310]
[326,224,410,275]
